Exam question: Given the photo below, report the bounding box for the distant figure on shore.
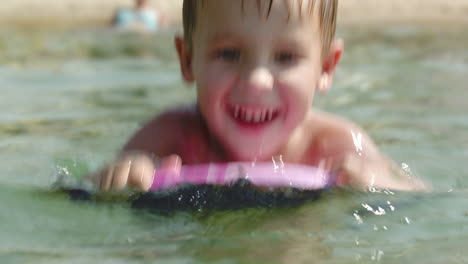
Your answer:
[113,0,162,33]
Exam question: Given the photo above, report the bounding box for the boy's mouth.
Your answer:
[227,104,280,125]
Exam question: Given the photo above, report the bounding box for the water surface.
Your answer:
[0,25,467,263]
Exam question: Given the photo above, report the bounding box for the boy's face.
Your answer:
[179,0,330,160]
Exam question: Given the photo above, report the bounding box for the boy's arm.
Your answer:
[122,111,182,155]
[92,111,184,191]
[335,127,428,191]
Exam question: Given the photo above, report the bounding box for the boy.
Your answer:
[94,0,424,192]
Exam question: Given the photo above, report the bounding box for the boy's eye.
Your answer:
[275,52,296,65]
[216,48,241,62]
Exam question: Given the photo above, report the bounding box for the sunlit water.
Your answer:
[0,25,467,263]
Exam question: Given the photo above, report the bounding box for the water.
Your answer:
[0,25,467,263]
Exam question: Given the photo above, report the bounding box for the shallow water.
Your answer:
[0,25,467,263]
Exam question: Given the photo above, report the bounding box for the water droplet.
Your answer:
[351,130,363,155]
[371,249,384,262]
[362,203,386,216]
[353,210,364,224]
[404,217,411,224]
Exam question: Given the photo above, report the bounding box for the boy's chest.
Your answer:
[171,112,343,169]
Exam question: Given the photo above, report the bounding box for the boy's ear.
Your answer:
[318,39,344,94]
[175,36,195,83]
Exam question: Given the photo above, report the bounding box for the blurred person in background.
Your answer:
[113,0,165,33]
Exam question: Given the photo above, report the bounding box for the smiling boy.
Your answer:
[94,0,424,192]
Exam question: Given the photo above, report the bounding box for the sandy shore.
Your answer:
[0,0,183,27]
[339,0,468,24]
[1,0,468,27]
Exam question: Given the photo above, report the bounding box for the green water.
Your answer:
[0,25,467,263]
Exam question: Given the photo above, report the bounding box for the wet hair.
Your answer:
[182,0,338,58]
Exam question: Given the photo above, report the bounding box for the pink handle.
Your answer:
[150,162,335,191]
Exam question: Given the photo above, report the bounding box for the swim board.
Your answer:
[150,162,336,191]
[62,162,335,211]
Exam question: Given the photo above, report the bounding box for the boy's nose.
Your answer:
[242,67,274,95]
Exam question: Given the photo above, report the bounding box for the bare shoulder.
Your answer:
[308,110,380,159]
[122,105,201,155]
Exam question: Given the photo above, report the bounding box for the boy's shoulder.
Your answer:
[306,110,379,159]
[150,104,200,125]
[123,104,205,154]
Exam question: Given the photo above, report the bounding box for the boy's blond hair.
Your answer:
[182,0,338,58]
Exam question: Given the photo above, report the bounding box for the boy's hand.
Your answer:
[340,153,429,191]
[92,153,181,192]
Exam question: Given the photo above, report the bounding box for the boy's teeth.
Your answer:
[245,109,253,122]
[232,105,277,124]
[267,108,273,121]
[254,111,261,123]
